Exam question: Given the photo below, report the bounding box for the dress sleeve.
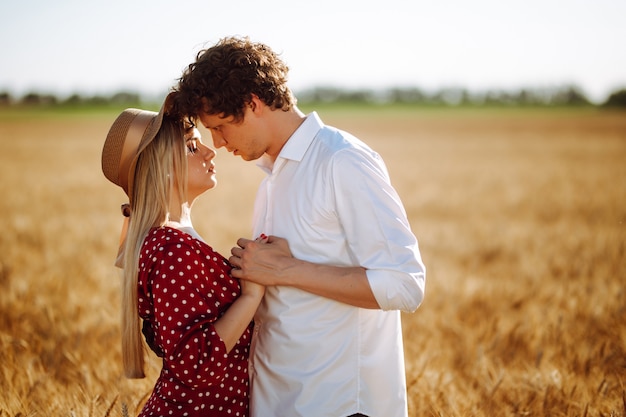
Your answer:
[146,240,234,388]
[330,147,426,312]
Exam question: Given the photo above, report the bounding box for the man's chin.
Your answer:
[239,153,259,162]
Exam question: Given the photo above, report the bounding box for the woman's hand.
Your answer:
[239,278,265,299]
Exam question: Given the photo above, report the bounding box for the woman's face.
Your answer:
[185,127,217,200]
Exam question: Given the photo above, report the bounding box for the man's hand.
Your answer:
[229,235,294,285]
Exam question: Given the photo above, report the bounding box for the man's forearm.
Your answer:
[265,256,380,309]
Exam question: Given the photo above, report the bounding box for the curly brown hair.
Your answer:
[172,36,296,123]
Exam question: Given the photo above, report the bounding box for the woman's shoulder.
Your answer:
[141,226,192,253]
[143,226,201,248]
[141,226,229,266]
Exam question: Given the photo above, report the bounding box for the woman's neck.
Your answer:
[166,202,193,228]
[164,202,206,243]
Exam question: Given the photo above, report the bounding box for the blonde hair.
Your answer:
[121,117,187,378]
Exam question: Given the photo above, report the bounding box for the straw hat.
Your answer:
[101,93,177,268]
[101,92,175,201]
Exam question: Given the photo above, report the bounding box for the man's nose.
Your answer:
[210,131,226,148]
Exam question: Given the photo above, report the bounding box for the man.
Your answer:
[173,36,426,417]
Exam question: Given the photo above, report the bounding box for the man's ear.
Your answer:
[248,94,263,113]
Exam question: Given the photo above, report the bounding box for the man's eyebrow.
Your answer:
[206,123,223,129]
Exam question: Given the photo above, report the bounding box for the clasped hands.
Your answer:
[229,234,294,286]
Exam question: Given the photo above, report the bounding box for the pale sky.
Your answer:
[1,0,625,103]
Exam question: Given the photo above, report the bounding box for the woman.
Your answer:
[101,93,264,417]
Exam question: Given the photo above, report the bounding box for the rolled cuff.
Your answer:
[366,268,425,312]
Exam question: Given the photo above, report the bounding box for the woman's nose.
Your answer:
[203,145,216,160]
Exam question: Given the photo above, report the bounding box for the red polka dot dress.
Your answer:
[136,226,252,417]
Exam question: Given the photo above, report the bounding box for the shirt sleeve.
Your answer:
[330,147,426,312]
[146,240,233,388]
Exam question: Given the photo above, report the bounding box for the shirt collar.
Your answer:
[257,112,323,173]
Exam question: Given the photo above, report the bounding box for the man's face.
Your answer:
[198,107,266,161]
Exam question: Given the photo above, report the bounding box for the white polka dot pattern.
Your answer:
[136,227,252,417]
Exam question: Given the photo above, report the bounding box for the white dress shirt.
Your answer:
[249,112,426,417]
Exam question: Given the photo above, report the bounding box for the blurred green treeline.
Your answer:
[1,85,625,109]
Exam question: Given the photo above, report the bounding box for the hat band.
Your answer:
[118,112,155,193]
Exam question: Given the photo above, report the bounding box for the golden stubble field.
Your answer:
[0,106,624,416]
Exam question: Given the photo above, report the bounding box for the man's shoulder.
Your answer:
[314,124,363,148]
[313,126,378,163]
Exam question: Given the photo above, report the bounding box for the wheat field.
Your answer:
[0,106,624,416]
